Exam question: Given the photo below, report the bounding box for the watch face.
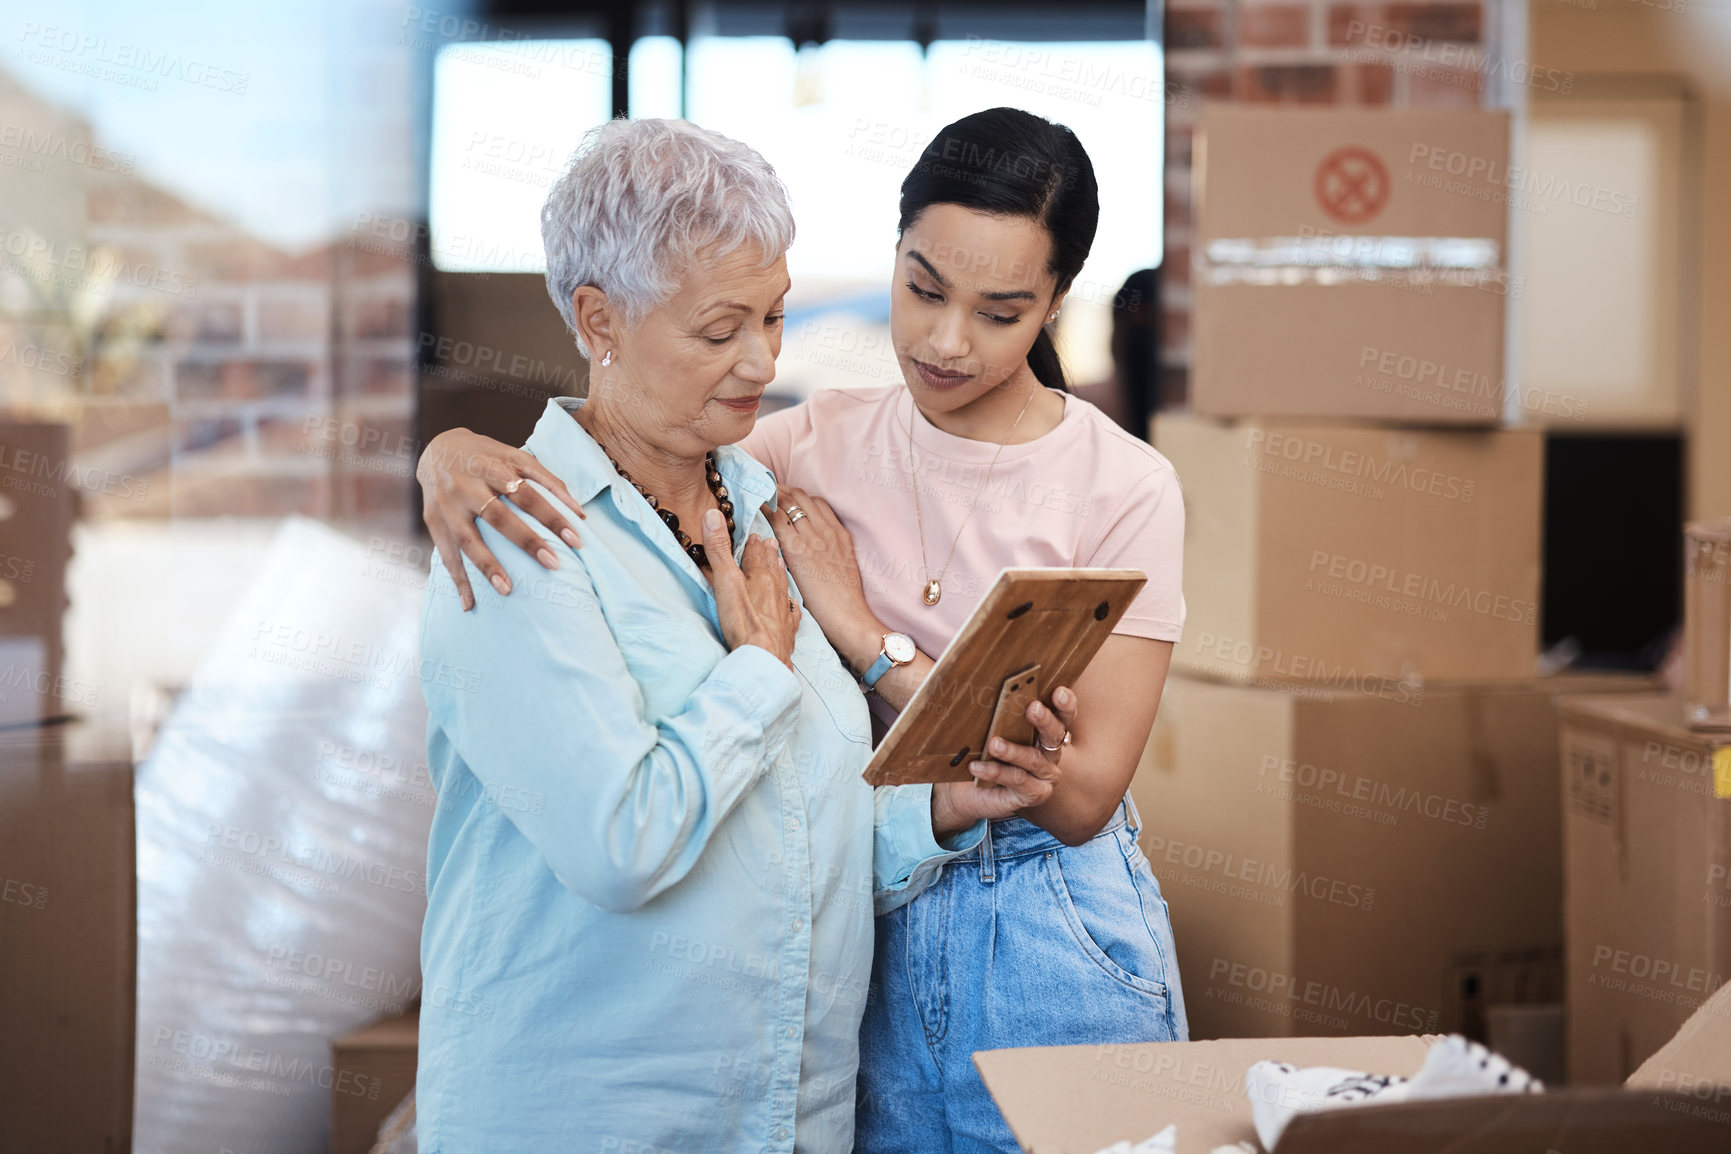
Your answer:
[884,633,916,664]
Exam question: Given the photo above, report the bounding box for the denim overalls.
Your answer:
[855,793,1189,1153]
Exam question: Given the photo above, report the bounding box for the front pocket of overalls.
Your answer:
[1043,845,1170,998]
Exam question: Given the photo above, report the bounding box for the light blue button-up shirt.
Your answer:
[417,398,983,1153]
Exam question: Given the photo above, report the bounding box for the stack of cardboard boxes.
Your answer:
[1556,521,1731,1084]
[1133,108,1657,1059]
[0,421,133,1147]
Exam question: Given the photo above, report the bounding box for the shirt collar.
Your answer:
[524,395,780,528]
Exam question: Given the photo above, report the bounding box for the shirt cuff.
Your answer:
[873,783,987,915]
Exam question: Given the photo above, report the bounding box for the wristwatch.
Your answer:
[860,632,916,690]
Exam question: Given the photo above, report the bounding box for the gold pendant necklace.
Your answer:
[908,386,1038,607]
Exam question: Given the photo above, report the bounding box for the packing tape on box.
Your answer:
[1715,748,1731,799]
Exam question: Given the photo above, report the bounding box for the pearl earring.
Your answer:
[601,350,613,367]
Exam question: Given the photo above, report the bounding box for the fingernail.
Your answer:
[537,547,560,570]
[704,509,723,532]
[989,738,1006,755]
[1030,702,1044,718]
[970,762,987,774]
[560,528,580,548]
[462,594,474,612]
[490,573,510,595]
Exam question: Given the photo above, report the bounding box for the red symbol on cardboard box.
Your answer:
[1314,147,1390,225]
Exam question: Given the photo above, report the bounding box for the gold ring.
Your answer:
[479,477,523,517]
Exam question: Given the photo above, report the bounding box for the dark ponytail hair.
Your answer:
[897,107,1100,392]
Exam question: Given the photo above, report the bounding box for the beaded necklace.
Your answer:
[604,449,735,568]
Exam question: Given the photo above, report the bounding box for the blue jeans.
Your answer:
[855,796,1187,1153]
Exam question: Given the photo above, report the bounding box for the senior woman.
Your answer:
[416,118,1054,1153]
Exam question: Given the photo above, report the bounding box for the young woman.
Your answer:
[418,107,1187,1154]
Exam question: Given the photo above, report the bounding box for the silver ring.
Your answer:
[1037,732,1066,754]
[785,505,807,525]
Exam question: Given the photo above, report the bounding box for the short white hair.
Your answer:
[541,118,795,358]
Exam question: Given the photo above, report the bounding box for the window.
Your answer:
[426,32,1163,387]
[428,39,614,272]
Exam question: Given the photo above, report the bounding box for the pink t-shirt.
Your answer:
[741,386,1185,679]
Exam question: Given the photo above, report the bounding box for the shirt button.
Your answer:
[786,817,800,832]
[790,917,803,931]
[775,1128,789,1141]
[784,1025,797,1039]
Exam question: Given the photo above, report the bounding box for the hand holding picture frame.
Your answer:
[863,568,1148,787]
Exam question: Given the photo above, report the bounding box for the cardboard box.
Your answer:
[1684,519,1731,729]
[1191,107,1510,424]
[1485,1003,1565,1088]
[331,1009,418,1154]
[974,979,1731,1153]
[0,420,77,725]
[1560,694,1731,1085]
[1625,971,1731,1095]
[1155,412,1542,685]
[0,721,135,1153]
[1132,671,1656,1041]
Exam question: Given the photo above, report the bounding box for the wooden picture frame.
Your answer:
[863,568,1147,787]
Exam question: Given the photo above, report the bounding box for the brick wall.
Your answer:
[0,62,419,527]
[70,167,417,522]
[1160,0,1496,406]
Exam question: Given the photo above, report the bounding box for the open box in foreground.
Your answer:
[975,976,1731,1153]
